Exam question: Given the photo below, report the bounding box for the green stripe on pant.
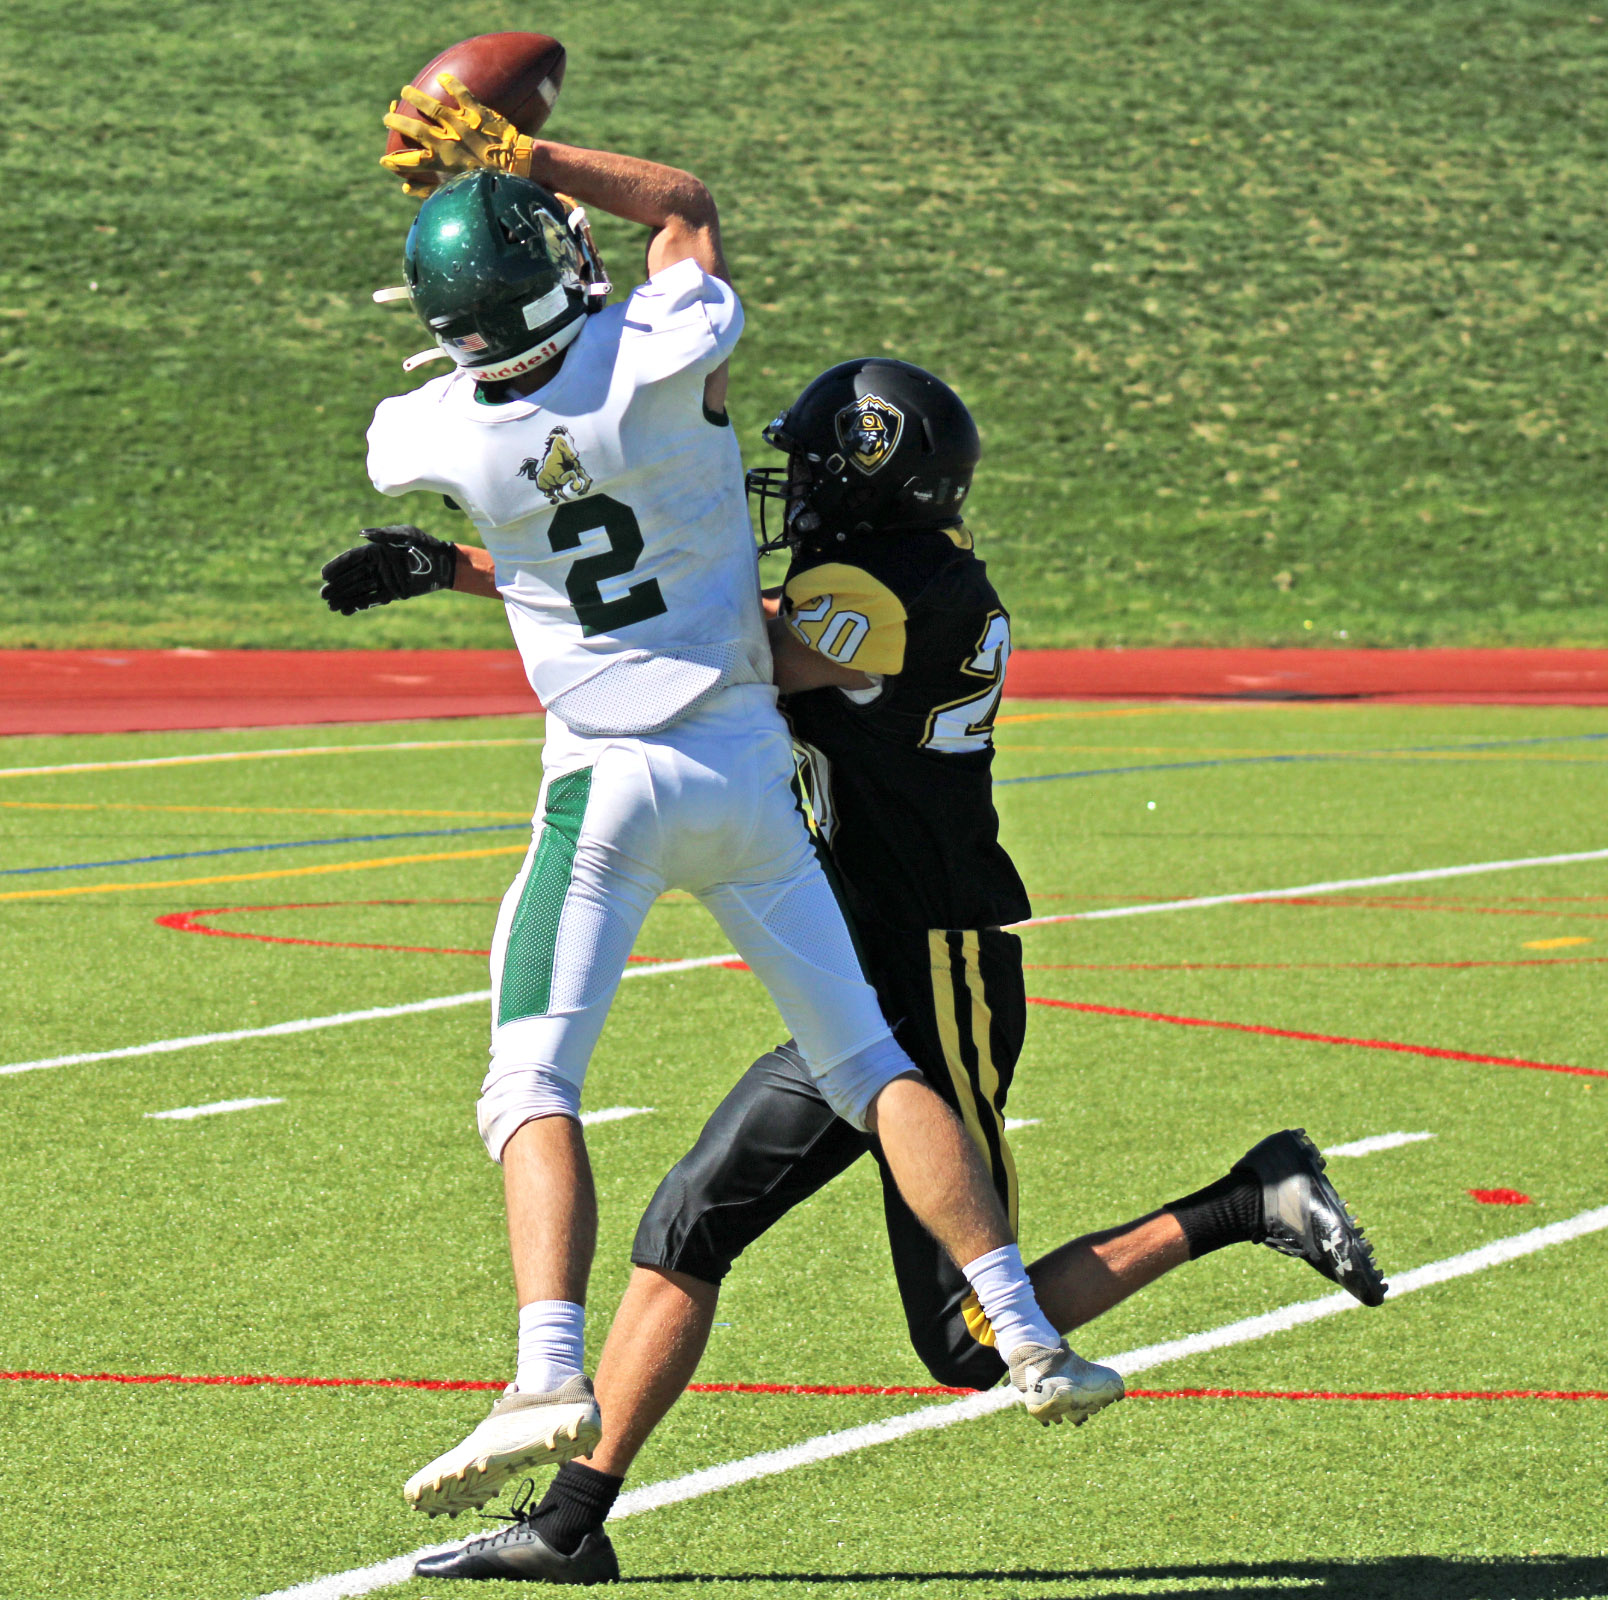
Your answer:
[499,767,594,1026]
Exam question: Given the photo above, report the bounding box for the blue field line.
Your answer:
[1,822,528,878]
[997,730,1608,787]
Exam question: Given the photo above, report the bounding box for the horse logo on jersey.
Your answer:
[834,394,904,475]
[518,427,594,503]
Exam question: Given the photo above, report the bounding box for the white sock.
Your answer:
[961,1243,1059,1360]
[515,1299,586,1394]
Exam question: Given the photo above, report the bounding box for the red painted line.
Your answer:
[1025,996,1608,1078]
[4,1370,1603,1402]
[1470,1189,1532,1206]
[0,1369,505,1393]
[154,902,668,964]
[1257,895,1608,921]
[155,904,491,959]
[1025,956,1608,974]
[0,1369,966,1398]
[1124,1388,1608,1402]
[684,1380,972,1397]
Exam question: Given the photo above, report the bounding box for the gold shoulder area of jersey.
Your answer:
[783,561,908,674]
[517,427,594,504]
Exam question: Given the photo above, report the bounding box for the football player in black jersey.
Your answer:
[407,359,1388,1583]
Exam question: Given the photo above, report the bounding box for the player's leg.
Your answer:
[904,1155,1384,1385]
[405,749,665,1518]
[1032,1126,1388,1325]
[867,926,1092,1400]
[416,1045,868,1581]
[700,780,1120,1426]
[882,931,1383,1386]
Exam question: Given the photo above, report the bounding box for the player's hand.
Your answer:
[379,73,536,194]
[320,525,459,615]
[380,105,443,200]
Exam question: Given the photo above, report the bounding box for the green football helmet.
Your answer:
[394,169,609,383]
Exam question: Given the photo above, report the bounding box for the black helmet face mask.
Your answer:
[745,413,845,553]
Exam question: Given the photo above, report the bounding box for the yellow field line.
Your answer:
[0,736,542,781]
[0,846,527,903]
[996,743,1608,763]
[995,704,1270,726]
[0,801,528,820]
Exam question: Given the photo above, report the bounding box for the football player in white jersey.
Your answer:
[327,83,1122,1518]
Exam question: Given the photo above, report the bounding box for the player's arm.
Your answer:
[767,612,874,695]
[383,77,731,409]
[320,525,498,614]
[382,78,726,284]
[453,542,499,598]
[530,144,726,286]
[768,565,908,693]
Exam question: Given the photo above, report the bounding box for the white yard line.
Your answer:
[13,845,1608,1080]
[145,1096,285,1121]
[0,737,543,781]
[0,992,495,1079]
[257,1203,1608,1599]
[143,1101,647,1129]
[579,1106,655,1127]
[1012,845,1608,928]
[1325,1131,1435,1158]
[1004,1117,1041,1131]
[0,956,738,1079]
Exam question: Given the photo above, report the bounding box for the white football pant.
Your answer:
[479,685,912,1159]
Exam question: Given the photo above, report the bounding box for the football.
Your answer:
[384,32,567,157]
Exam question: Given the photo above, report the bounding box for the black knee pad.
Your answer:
[631,1160,742,1285]
[631,1045,869,1285]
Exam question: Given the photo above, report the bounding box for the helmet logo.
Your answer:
[518,427,594,504]
[834,395,904,475]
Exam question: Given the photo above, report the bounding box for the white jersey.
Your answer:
[367,258,772,736]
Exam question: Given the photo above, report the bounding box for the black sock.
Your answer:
[530,1460,624,1555]
[1164,1169,1263,1258]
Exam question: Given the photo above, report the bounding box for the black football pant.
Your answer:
[632,925,1025,1391]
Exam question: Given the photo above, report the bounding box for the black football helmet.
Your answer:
[747,359,980,552]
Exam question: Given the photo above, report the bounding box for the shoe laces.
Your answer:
[467,1478,544,1549]
[493,1478,542,1526]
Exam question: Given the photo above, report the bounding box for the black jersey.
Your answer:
[778,528,1030,933]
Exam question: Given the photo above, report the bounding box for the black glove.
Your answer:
[320,525,459,615]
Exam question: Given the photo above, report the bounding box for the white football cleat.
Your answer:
[403,1375,602,1517]
[1007,1340,1125,1426]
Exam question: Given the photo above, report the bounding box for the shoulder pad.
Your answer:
[782,561,907,674]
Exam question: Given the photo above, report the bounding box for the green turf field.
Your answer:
[1,701,1605,1598]
[6,0,1608,650]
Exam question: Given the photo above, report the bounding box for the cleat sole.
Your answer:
[405,1404,603,1518]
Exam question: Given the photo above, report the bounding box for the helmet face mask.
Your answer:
[745,359,980,555]
[401,170,610,382]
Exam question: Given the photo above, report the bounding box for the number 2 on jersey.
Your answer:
[548,494,668,637]
[922,611,1011,754]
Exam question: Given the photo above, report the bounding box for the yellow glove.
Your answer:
[380,104,441,200]
[379,73,536,194]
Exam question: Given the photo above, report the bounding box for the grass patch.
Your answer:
[5,2,1608,647]
[1,703,1605,1596]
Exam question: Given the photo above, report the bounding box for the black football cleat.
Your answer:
[414,1482,620,1584]
[1234,1128,1388,1307]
